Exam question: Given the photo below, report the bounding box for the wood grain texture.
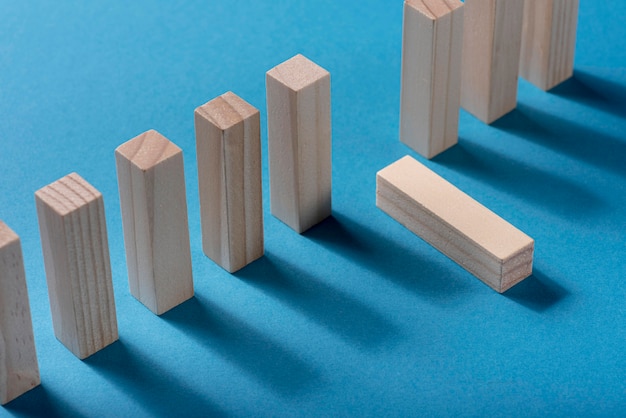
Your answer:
[115,130,194,315]
[376,156,534,293]
[0,222,40,405]
[266,54,332,233]
[400,0,464,159]
[520,0,579,91]
[35,173,118,359]
[195,92,263,273]
[460,0,525,124]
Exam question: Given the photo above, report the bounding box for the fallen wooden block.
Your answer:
[195,92,264,273]
[376,156,534,293]
[520,0,579,91]
[0,221,40,405]
[400,0,464,159]
[266,54,332,233]
[460,0,525,124]
[35,173,118,359]
[115,130,194,314]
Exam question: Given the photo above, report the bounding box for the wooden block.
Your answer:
[0,222,40,405]
[194,92,263,273]
[266,54,332,233]
[35,173,118,359]
[376,156,534,293]
[115,130,194,314]
[520,0,579,91]
[400,0,464,159]
[460,0,525,124]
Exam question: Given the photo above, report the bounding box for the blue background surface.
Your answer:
[1,1,625,416]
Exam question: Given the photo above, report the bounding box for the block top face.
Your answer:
[195,91,259,131]
[35,172,102,217]
[266,54,330,92]
[406,0,462,19]
[115,129,182,171]
[377,156,533,261]
[0,220,19,248]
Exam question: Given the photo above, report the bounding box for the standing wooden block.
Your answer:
[266,54,332,233]
[0,222,40,405]
[460,0,525,124]
[115,130,194,315]
[376,156,534,293]
[35,173,118,359]
[520,0,579,91]
[400,0,464,159]
[195,92,263,273]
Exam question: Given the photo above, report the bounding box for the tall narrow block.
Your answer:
[115,130,194,315]
[376,156,534,293]
[35,173,118,359]
[460,0,525,124]
[520,0,579,91]
[195,92,263,273]
[0,222,40,405]
[266,54,332,233]
[400,0,464,159]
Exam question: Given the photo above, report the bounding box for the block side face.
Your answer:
[501,242,534,292]
[267,54,330,92]
[115,130,182,172]
[520,0,554,89]
[243,111,264,265]
[441,4,463,152]
[546,0,578,89]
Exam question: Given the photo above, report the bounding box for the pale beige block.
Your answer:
[376,156,534,293]
[400,0,464,159]
[520,0,579,91]
[266,54,332,233]
[195,92,263,273]
[35,173,118,359]
[461,0,525,124]
[0,222,40,405]
[115,130,194,315]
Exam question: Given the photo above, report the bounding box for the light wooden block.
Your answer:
[0,222,40,405]
[195,92,263,273]
[400,0,464,159]
[115,130,194,315]
[460,0,525,124]
[520,0,579,91]
[35,173,118,359]
[376,156,534,293]
[266,54,332,233]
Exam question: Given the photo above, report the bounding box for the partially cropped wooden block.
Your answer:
[115,130,194,315]
[376,156,534,293]
[461,0,525,124]
[400,0,464,159]
[266,54,332,233]
[520,0,579,91]
[195,92,263,273]
[35,173,118,359]
[0,222,40,405]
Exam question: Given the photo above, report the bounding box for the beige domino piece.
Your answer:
[0,222,40,405]
[115,130,194,315]
[400,0,464,159]
[520,0,579,91]
[35,173,118,359]
[195,92,264,273]
[266,54,332,233]
[376,156,534,293]
[460,0,525,124]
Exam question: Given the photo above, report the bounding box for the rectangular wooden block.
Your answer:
[376,156,534,293]
[266,54,332,233]
[115,130,194,315]
[35,173,118,359]
[0,221,40,405]
[195,92,264,273]
[520,0,579,91]
[400,0,464,159]
[460,0,525,124]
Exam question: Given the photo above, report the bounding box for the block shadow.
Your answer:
[3,384,85,418]
[504,269,570,312]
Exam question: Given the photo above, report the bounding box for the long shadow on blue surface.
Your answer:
[234,252,400,350]
[84,340,227,417]
[3,384,86,418]
[162,295,321,398]
[504,269,569,312]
